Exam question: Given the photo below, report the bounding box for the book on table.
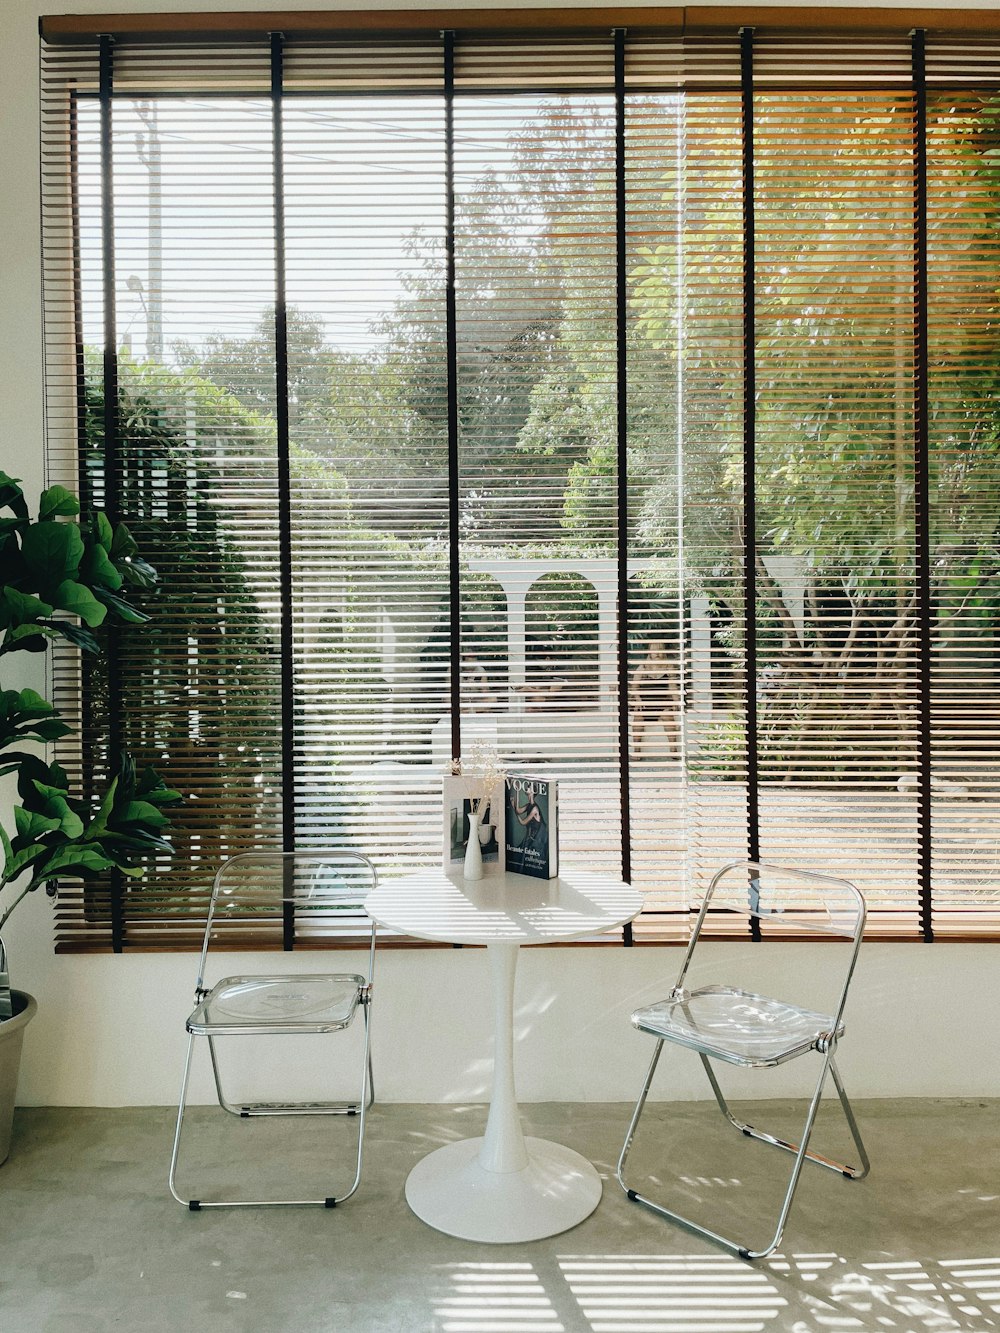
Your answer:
[503,774,558,880]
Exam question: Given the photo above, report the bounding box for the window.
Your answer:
[39,16,1000,948]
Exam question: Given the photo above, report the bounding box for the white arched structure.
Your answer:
[466,556,713,721]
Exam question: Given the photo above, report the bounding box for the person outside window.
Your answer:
[629,638,681,758]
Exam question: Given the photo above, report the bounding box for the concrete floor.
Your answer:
[1,1099,998,1333]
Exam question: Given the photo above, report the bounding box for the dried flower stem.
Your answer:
[451,743,506,824]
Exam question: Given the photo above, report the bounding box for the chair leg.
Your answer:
[619,1044,858,1260]
[332,994,373,1206]
[616,1037,664,1191]
[168,1009,374,1210]
[168,1033,196,1207]
[700,1053,870,1179]
[207,1031,374,1118]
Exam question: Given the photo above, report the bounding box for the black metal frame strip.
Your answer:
[740,27,761,939]
[614,27,634,942]
[912,29,933,943]
[443,30,462,764]
[69,91,99,896]
[99,35,125,953]
[271,32,297,949]
[70,92,88,506]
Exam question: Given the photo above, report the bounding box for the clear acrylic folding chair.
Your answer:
[169,850,376,1211]
[617,860,869,1260]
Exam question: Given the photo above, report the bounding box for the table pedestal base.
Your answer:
[404,1136,603,1243]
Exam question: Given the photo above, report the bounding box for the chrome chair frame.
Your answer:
[617,860,870,1260]
[169,851,376,1211]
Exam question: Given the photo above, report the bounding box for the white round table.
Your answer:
[366,865,641,1243]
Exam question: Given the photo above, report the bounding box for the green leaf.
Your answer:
[51,580,107,628]
[41,619,100,654]
[85,777,119,841]
[23,717,72,743]
[30,782,84,839]
[28,845,117,887]
[7,688,55,719]
[110,522,138,560]
[1,628,53,654]
[94,512,114,550]
[0,751,48,778]
[82,542,123,592]
[119,556,157,589]
[20,521,84,587]
[15,754,56,803]
[0,473,28,520]
[94,587,149,624]
[100,830,174,856]
[0,587,55,630]
[136,766,183,805]
[38,486,80,521]
[14,806,61,840]
[3,843,46,884]
[120,799,170,830]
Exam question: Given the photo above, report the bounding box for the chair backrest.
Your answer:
[195,851,377,996]
[674,860,866,1028]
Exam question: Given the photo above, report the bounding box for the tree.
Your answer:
[176,306,333,432]
[632,93,1000,775]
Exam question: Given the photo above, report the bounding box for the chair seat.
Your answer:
[187,974,365,1036]
[632,985,843,1067]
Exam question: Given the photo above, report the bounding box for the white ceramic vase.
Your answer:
[464,812,484,880]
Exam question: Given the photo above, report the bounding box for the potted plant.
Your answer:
[0,471,180,1162]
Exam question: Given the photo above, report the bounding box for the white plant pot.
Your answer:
[0,990,36,1166]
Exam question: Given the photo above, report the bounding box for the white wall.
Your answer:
[3,0,999,1108]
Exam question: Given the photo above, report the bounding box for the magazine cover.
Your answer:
[504,775,558,880]
[442,775,503,872]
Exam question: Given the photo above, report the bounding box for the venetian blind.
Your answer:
[38,23,1000,950]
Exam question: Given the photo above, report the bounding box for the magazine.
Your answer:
[442,775,503,873]
[504,775,558,880]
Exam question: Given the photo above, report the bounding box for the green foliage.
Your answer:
[0,472,179,960]
[1,754,181,895]
[0,471,151,660]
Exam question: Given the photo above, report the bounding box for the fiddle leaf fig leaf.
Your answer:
[94,511,114,550]
[6,688,55,720]
[27,845,118,887]
[84,777,118,841]
[110,522,139,560]
[41,618,101,654]
[0,751,46,778]
[136,766,183,805]
[52,579,107,627]
[21,521,84,587]
[38,486,80,521]
[14,806,62,841]
[0,473,29,520]
[100,829,174,856]
[24,717,73,743]
[119,556,157,589]
[3,843,46,885]
[121,799,170,830]
[2,626,54,653]
[82,541,123,591]
[30,782,85,839]
[0,587,54,629]
[94,587,149,624]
